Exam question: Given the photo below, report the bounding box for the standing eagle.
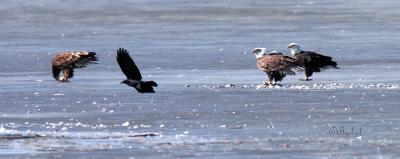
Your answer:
[51,51,98,82]
[252,48,302,86]
[116,48,158,93]
[288,43,339,81]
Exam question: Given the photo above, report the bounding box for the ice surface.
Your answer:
[1,0,400,158]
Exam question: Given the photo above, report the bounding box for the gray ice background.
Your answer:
[0,0,400,158]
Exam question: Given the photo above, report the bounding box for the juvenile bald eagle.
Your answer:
[252,48,302,86]
[288,43,339,81]
[51,51,98,82]
[116,48,158,93]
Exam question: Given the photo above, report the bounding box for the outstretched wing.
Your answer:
[116,48,142,80]
[51,51,97,81]
[72,51,98,68]
[51,51,97,68]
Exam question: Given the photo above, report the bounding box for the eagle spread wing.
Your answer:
[52,51,97,68]
[51,51,97,81]
[116,48,142,80]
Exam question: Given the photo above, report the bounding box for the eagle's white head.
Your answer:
[287,43,302,55]
[251,48,266,59]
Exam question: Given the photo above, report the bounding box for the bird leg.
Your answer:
[273,81,283,86]
[267,80,273,86]
[261,80,272,86]
[265,75,274,86]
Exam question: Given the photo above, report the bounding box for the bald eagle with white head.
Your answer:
[287,43,339,81]
[51,51,98,82]
[252,48,302,86]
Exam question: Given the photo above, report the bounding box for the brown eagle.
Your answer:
[252,48,302,86]
[51,51,98,82]
[288,43,339,81]
[116,48,158,93]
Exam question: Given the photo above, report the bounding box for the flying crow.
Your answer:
[116,48,158,93]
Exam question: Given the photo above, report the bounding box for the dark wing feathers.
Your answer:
[52,65,62,80]
[73,52,98,68]
[267,52,283,56]
[276,56,300,75]
[52,51,97,68]
[144,81,158,87]
[116,48,142,80]
[296,51,338,71]
[66,68,74,79]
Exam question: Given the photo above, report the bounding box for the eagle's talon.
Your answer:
[261,82,269,86]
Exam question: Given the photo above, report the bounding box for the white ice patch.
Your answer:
[0,125,14,134]
[286,83,400,90]
[256,84,282,89]
[224,84,236,88]
[191,83,400,90]
[121,122,130,127]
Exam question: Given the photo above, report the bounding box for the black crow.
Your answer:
[116,48,158,93]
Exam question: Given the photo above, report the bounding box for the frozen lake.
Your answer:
[0,0,400,158]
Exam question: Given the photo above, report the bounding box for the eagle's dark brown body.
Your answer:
[51,51,97,82]
[253,48,302,85]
